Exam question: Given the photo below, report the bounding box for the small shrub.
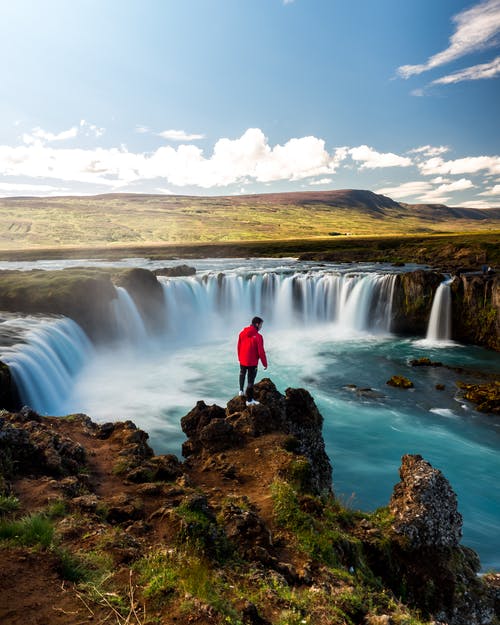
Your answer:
[0,495,20,515]
[46,499,67,519]
[54,547,92,583]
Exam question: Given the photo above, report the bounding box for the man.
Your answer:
[237,316,267,406]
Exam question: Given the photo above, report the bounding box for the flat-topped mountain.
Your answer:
[0,189,498,250]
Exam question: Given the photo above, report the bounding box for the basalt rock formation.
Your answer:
[182,379,332,497]
[0,380,497,625]
[391,270,500,350]
[0,267,168,342]
[372,454,494,625]
[0,269,118,342]
[391,270,443,335]
[451,273,499,351]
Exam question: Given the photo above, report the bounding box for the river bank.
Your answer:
[0,232,498,273]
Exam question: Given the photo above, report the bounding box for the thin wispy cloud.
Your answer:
[398,0,500,79]
[430,55,500,84]
[22,121,104,146]
[159,129,205,142]
[409,145,449,157]
[376,181,433,199]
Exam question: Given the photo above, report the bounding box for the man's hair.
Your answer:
[251,316,263,327]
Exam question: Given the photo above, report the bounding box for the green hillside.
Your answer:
[0,189,498,250]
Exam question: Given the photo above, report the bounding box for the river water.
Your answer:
[1,257,499,569]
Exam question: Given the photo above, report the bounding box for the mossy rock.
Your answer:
[457,381,500,415]
[386,376,414,389]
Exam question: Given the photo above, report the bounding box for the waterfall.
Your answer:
[1,317,93,415]
[111,286,149,345]
[0,270,399,414]
[158,271,398,339]
[426,279,453,341]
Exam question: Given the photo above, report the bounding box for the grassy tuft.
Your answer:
[0,512,54,548]
[0,494,20,515]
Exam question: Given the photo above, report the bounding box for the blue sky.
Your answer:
[0,0,499,207]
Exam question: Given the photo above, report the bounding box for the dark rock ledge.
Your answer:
[0,380,498,625]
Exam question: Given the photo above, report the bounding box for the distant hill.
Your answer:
[0,189,498,250]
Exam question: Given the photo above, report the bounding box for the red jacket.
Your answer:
[237,325,267,368]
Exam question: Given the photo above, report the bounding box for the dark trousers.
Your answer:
[239,365,257,400]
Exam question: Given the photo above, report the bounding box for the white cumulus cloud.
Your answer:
[398,0,500,78]
[418,155,500,176]
[349,145,412,169]
[479,183,500,195]
[0,128,339,190]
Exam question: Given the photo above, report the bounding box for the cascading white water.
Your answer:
[426,279,453,342]
[111,286,149,345]
[1,270,398,414]
[158,271,397,339]
[1,317,93,415]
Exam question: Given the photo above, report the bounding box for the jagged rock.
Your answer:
[181,401,241,457]
[457,381,500,415]
[111,421,154,463]
[390,454,462,548]
[0,361,20,410]
[386,375,414,389]
[363,454,497,624]
[0,411,86,479]
[222,500,273,559]
[181,380,332,496]
[410,357,443,367]
[71,494,99,512]
[106,494,144,524]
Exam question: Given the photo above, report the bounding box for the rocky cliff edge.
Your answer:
[0,380,498,625]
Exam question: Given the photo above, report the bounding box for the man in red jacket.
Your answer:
[237,316,268,406]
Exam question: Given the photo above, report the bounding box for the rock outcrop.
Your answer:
[182,379,333,496]
[0,267,169,342]
[391,270,443,335]
[363,454,495,625]
[0,269,118,342]
[0,382,498,625]
[451,274,499,350]
[390,454,463,548]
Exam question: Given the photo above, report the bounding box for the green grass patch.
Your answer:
[0,512,54,547]
[135,548,239,619]
[0,494,20,515]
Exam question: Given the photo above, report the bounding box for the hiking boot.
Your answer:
[239,390,244,396]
